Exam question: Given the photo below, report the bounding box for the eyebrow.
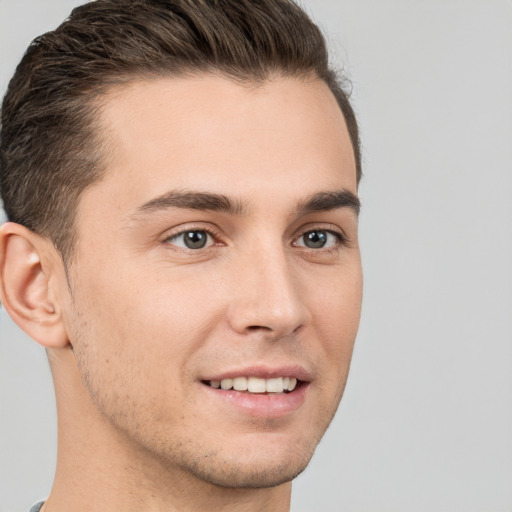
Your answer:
[132,187,360,219]
[134,190,247,216]
[294,189,361,217]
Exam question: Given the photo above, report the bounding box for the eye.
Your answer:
[166,229,214,250]
[294,229,342,249]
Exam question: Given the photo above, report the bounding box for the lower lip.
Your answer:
[201,382,308,419]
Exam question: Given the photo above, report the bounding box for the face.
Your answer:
[62,74,362,488]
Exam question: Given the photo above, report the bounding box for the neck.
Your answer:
[43,348,292,512]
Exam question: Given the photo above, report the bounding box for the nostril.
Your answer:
[247,325,273,332]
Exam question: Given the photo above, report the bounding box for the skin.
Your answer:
[0,74,362,512]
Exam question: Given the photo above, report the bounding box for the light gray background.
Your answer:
[1,1,511,511]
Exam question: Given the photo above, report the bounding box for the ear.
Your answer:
[0,222,69,348]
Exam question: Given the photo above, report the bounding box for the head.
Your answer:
[0,0,362,497]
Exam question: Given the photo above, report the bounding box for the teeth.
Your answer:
[266,377,283,393]
[248,377,266,393]
[211,376,299,393]
[232,377,248,391]
[220,378,233,390]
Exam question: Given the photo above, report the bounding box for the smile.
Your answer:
[208,376,298,393]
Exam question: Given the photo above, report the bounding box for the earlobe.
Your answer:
[0,222,69,348]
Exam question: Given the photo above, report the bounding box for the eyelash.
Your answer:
[162,224,348,253]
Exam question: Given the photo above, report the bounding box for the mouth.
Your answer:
[202,376,300,394]
[199,366,311,418]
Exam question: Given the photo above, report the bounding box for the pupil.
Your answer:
[185,231,207,249]
[305,230,327,248]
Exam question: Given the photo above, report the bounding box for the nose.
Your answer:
[226,246,311,339]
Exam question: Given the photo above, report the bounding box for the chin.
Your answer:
[169,432,319,490]
[189,455,312,489]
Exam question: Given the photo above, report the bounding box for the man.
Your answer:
[0,0,362,510]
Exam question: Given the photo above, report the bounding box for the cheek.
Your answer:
[311,262,363,337]
[309,265,362,387]
[67,263,224,386]
[64,267,160,403]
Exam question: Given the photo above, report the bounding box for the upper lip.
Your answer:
[201,364,312,383]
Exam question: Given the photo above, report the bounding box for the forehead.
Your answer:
[84,74,356,218]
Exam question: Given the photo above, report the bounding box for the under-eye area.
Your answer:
[202,376,303,394]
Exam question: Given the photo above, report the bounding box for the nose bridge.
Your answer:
[227,239,309,337]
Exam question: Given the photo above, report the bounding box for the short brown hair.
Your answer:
[0,0,361,262]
